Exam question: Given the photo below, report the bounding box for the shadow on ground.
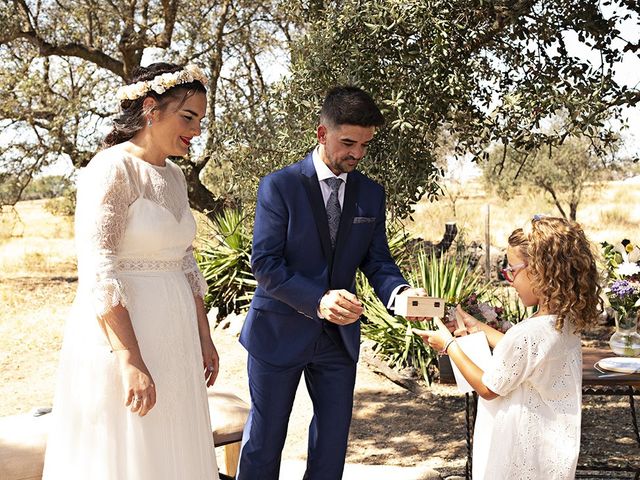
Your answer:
[349,387,467,474]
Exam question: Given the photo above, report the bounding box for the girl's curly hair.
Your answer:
[508,216,602,333]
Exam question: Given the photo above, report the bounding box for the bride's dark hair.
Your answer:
[103,62,207,148]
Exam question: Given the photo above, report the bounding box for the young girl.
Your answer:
[416,216,602,480]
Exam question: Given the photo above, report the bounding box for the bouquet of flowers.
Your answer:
[445,293,512,333]
[602,239,640,317]
[607,279,640,318]
[602,239,640,279]
[601,239,640,356]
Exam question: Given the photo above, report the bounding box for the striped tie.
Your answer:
[325,177,342,248]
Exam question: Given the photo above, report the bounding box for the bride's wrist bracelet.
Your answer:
[110,341,138,353]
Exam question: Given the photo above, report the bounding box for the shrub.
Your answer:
[45,190,76,217]
[483,287,533,325]
[196,208,256,320]
[23,175,73,200]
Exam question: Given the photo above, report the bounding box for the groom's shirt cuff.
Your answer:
[387,284,411,311]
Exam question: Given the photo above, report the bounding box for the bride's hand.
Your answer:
[200,334,219,387]
[115,350,157,416]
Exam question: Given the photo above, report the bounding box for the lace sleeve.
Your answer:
[481,324,546,396]
[182,246,208,299]
[75,156,134,317]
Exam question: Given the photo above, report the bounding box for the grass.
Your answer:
[0,200,76,415]
[0,200,76,277]
[408,178,640,248]
[599,209,635,230]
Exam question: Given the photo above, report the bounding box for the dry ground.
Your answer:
[2,190,640,478]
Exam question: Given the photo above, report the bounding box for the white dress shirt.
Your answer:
[312,146,347,207]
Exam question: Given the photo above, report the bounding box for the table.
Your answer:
[463,347,640,479]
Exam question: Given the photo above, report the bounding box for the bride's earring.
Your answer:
[147,119,153,127]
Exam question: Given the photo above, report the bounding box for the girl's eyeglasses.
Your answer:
[501,263,527,283]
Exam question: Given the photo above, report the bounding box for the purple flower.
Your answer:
[610,280,635,298]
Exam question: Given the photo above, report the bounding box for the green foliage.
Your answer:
[411,251,486,304]
[266,0,638,218]
[44,193,76,217]
[0,1,296,215]
[600,240,626,281]
[196,209,257,319]
[358,275,436,382]
[359,248,487,383]
[2,1,638,217]
[22,175,73,200]
[385,222,419,275]
[482,287,533,325]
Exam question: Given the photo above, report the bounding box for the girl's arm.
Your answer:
[454,305,504,348]
[445,340,498,400]
[414,315,499,401]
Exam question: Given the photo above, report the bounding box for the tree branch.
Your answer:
[13,30,125,77]
[157,0,179,48]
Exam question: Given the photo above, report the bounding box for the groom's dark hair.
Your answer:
[320,86,385,128]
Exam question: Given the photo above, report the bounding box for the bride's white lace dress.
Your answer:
[43,146,219,479]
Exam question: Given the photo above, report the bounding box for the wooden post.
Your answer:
[485,204,490,281]
[224,443,241,477]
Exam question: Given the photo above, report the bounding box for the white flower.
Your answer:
[115,64,208,101]
[616,261,640,277]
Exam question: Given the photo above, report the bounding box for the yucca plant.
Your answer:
[412,250,486,303]
[196,208,257,320]
[386,222,415,274]
[359,248,488,384]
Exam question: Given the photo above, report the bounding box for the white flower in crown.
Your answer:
[116,64,208,101]
[183,64,208,86]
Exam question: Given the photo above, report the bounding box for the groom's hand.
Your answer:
[319,289,363,325]
[396,287,430,321]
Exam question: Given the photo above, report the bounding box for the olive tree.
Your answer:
[0,0,296,215]
[481,135,617,220]
[248,0,639,217]
[1,0,639,220]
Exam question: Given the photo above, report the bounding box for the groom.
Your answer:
[238,86,425,479]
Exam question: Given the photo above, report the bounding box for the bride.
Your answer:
[43,62,221,479]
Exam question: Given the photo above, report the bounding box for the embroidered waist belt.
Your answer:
[116,258,183,272]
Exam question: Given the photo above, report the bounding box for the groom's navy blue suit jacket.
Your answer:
[240,151,407,366]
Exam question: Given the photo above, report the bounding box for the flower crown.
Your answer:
[116,65,208,101]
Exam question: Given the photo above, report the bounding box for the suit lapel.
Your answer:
[300,154,333,271]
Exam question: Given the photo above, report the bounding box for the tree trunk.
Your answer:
[178,160,226,219]
[570,202,577,221]
[541,185,567,219]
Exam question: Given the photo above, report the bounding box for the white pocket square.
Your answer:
[353,216,376,224]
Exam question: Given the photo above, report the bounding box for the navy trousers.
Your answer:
[237,329,357,480]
